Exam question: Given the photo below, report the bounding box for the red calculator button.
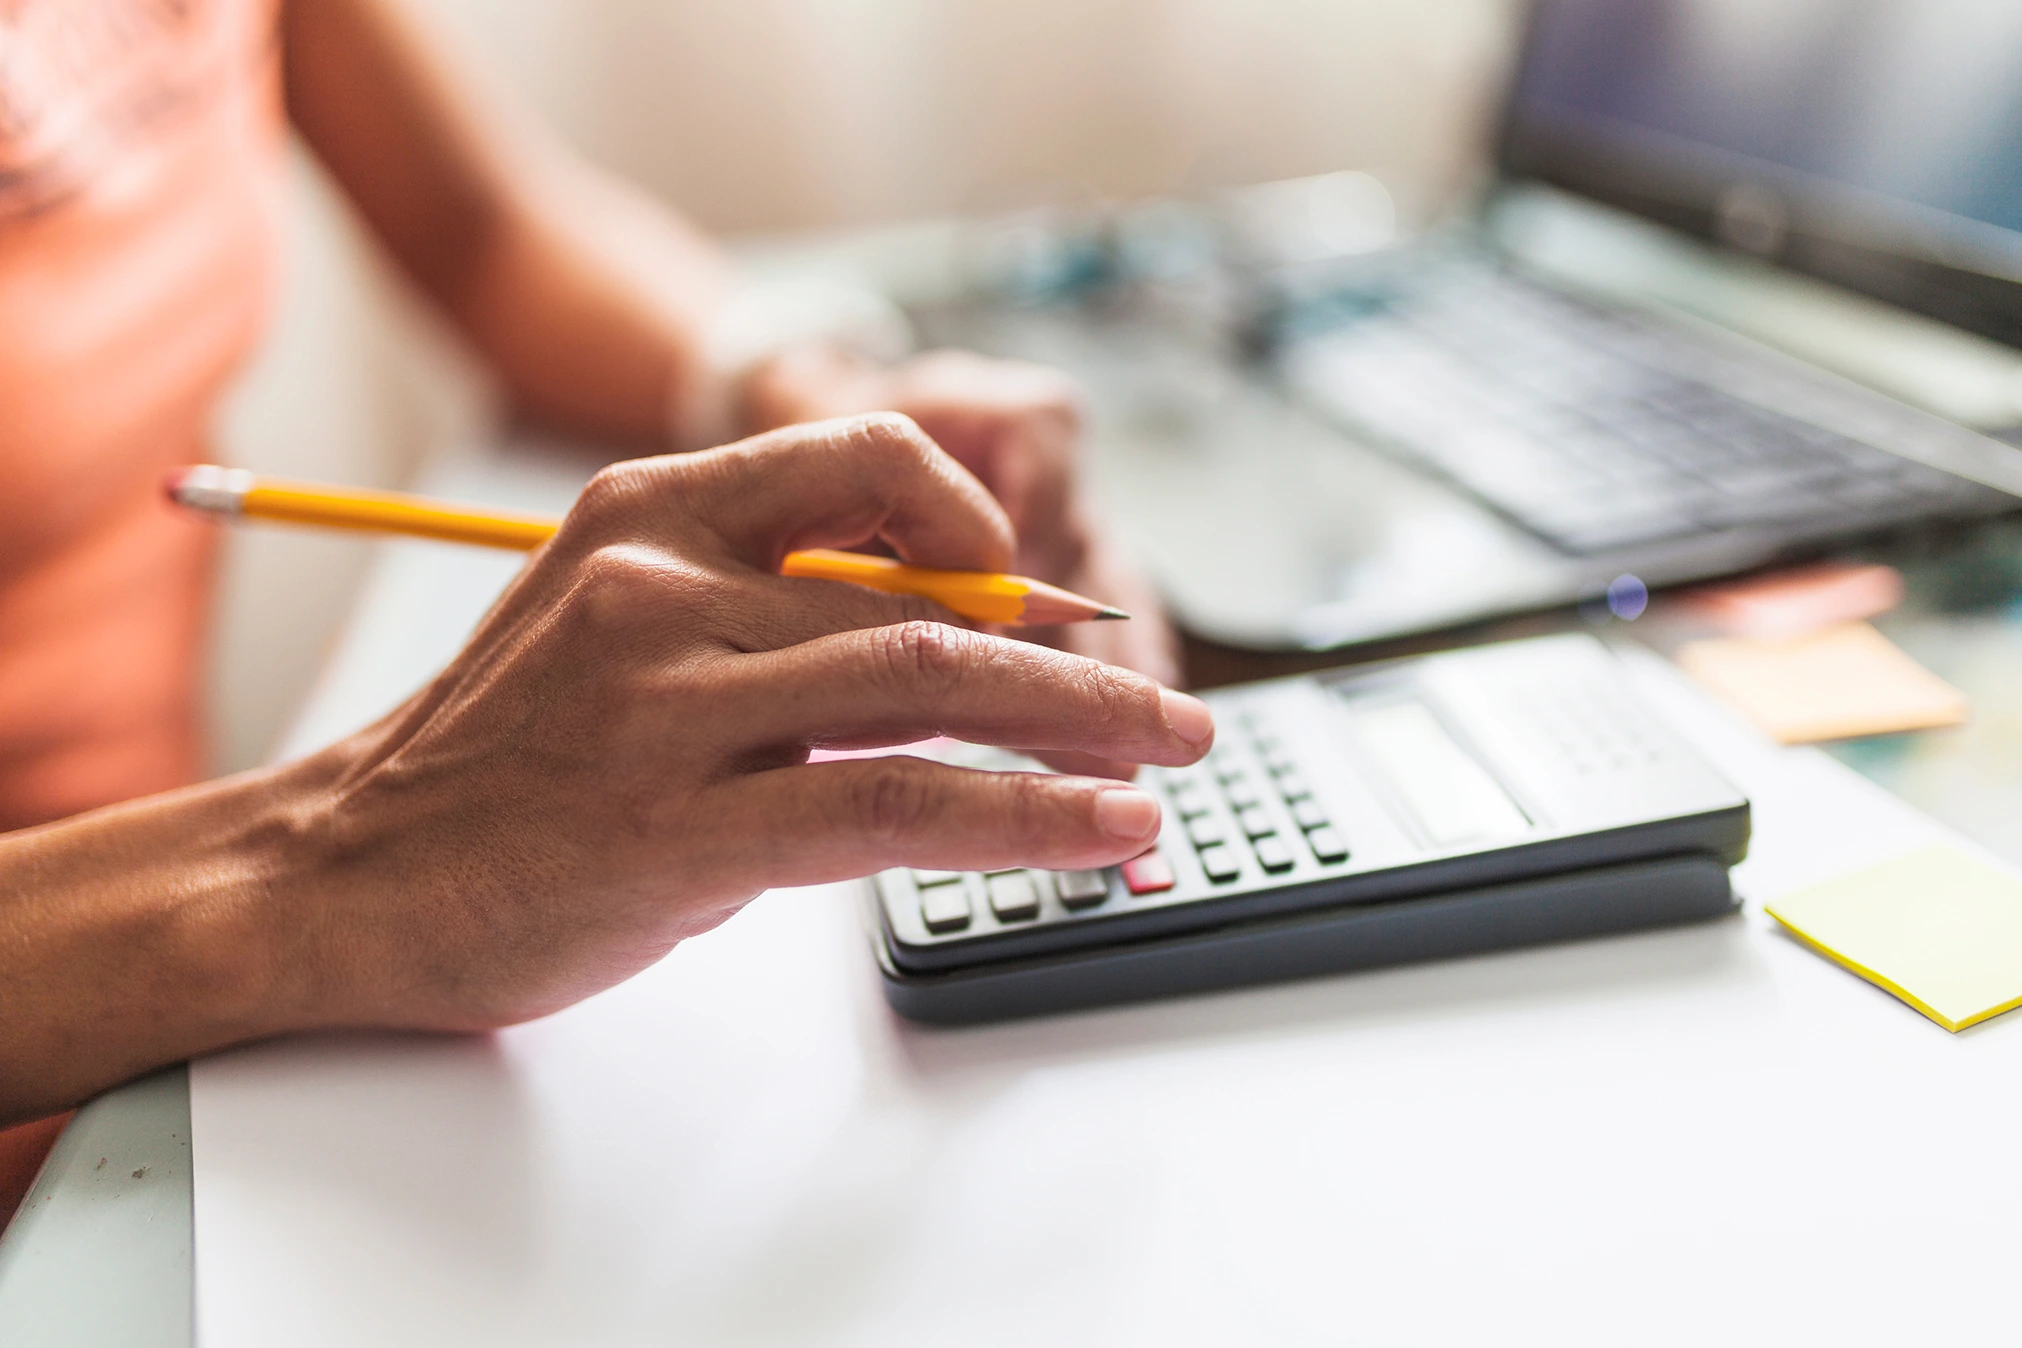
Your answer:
[1121,850,1175,895]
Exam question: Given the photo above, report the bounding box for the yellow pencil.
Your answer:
[165,465,1128,627]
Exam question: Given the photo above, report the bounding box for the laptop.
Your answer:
[913,0,2022,650]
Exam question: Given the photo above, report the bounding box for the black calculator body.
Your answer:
[867,634,1751,1025]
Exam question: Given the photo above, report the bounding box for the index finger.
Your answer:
[681,413,1018,574]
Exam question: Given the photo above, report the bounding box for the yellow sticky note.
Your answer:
[1766,845,2022,1031]
[1676,621,1967,744]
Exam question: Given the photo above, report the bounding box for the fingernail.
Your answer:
[1095,787,1161,842]
[1159,688,1216,750]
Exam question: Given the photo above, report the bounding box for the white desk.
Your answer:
[5,443,2021,1346]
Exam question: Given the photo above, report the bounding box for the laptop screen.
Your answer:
[1499,0,2022,348]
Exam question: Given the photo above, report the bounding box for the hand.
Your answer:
[292,415,1213,1033]
[744,346,1182,696]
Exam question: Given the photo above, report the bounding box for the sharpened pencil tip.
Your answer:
[1095,606,1131,621]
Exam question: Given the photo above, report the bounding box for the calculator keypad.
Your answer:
[1306,825,1350,863]
[918,877,972,933]
[1121,850,1176,895]
[986,870,1042,922]
[876,634,1753,976]
[1197,844,1242,882]
[881,716,1355,950]
[1053,869,1110,909]
[1159,723,1352,887]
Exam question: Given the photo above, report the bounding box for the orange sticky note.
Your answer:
[1675,620,1966,744]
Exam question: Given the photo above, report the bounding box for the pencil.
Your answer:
[165,465,1128,627]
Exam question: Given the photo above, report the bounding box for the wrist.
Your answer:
[738,342,887,435]
[671,277,912,450]
[0,747,361,1119]
[133,751,362,1045]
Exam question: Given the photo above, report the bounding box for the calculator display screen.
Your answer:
[1342,699,1531,849]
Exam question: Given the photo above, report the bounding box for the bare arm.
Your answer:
[282,0,732,447]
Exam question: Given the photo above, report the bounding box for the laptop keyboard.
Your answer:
[1281,264,2000,554]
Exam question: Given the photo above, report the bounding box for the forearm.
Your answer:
[284,0,733,448]
[0,754,349,1124]
[450,160,732,445]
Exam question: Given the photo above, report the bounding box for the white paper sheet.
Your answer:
[193,477,2022,1344]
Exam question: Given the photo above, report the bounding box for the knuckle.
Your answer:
[876,620,977,703]
[576,461,654,523]
[836,410,931,467]
[571,543,692,629]
[854,760,938,841]
[1081,660,1156,731]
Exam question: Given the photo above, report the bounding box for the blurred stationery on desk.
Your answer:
[1766,845,2022,1032]
[1673,562,1905,641]
[1674,621,1968,744]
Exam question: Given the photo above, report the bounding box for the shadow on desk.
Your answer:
[877,911,1769,1084]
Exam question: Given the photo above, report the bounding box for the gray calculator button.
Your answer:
[1290,798,1328,831]
[1263,751,1298,776]
[1253,834,1296,872]
[1306,825,1350,863]
[1274,769,1312,801]
[1173,782,1213,818]
[919,882,972,933]
[1198,844,1242,883]
[1238,805,1275,839]
[912,869,962,887]
[987,871,1042,922]
[1224,776,1262,809]
[1052,869,1110,910]
[1185,813,1226,847]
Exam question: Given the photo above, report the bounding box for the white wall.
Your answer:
[415,0,1517,231]
[204,0,1517,772]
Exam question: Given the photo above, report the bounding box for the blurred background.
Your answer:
[207,0,1520,773]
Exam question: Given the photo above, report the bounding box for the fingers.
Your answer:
[729,621,1214,766]
[1026,747,1144,782]
[667,414,1019,574]
[715,756,1164,890]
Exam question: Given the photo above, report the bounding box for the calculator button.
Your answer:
[1185,813,1226,847]
[912,869,962,887]
[986,871,1042,922]
[1121,850,1176,895]
[1237,805,1275,839]
[1253,834,1296,872]
[1306,825,1350,863]
[919,882,972,933]
[1172,781,1213,818]
[1290,798,1329,831]
[1262,750,1298,777]
[1224,776,1262,809]
[1052,869,1110,910]
[1274,769,1312,801]
[1197,844,1241,883]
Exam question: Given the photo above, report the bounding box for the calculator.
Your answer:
[867,633,1750,1024]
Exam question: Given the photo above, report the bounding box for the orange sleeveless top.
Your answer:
[0,0,284,829]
